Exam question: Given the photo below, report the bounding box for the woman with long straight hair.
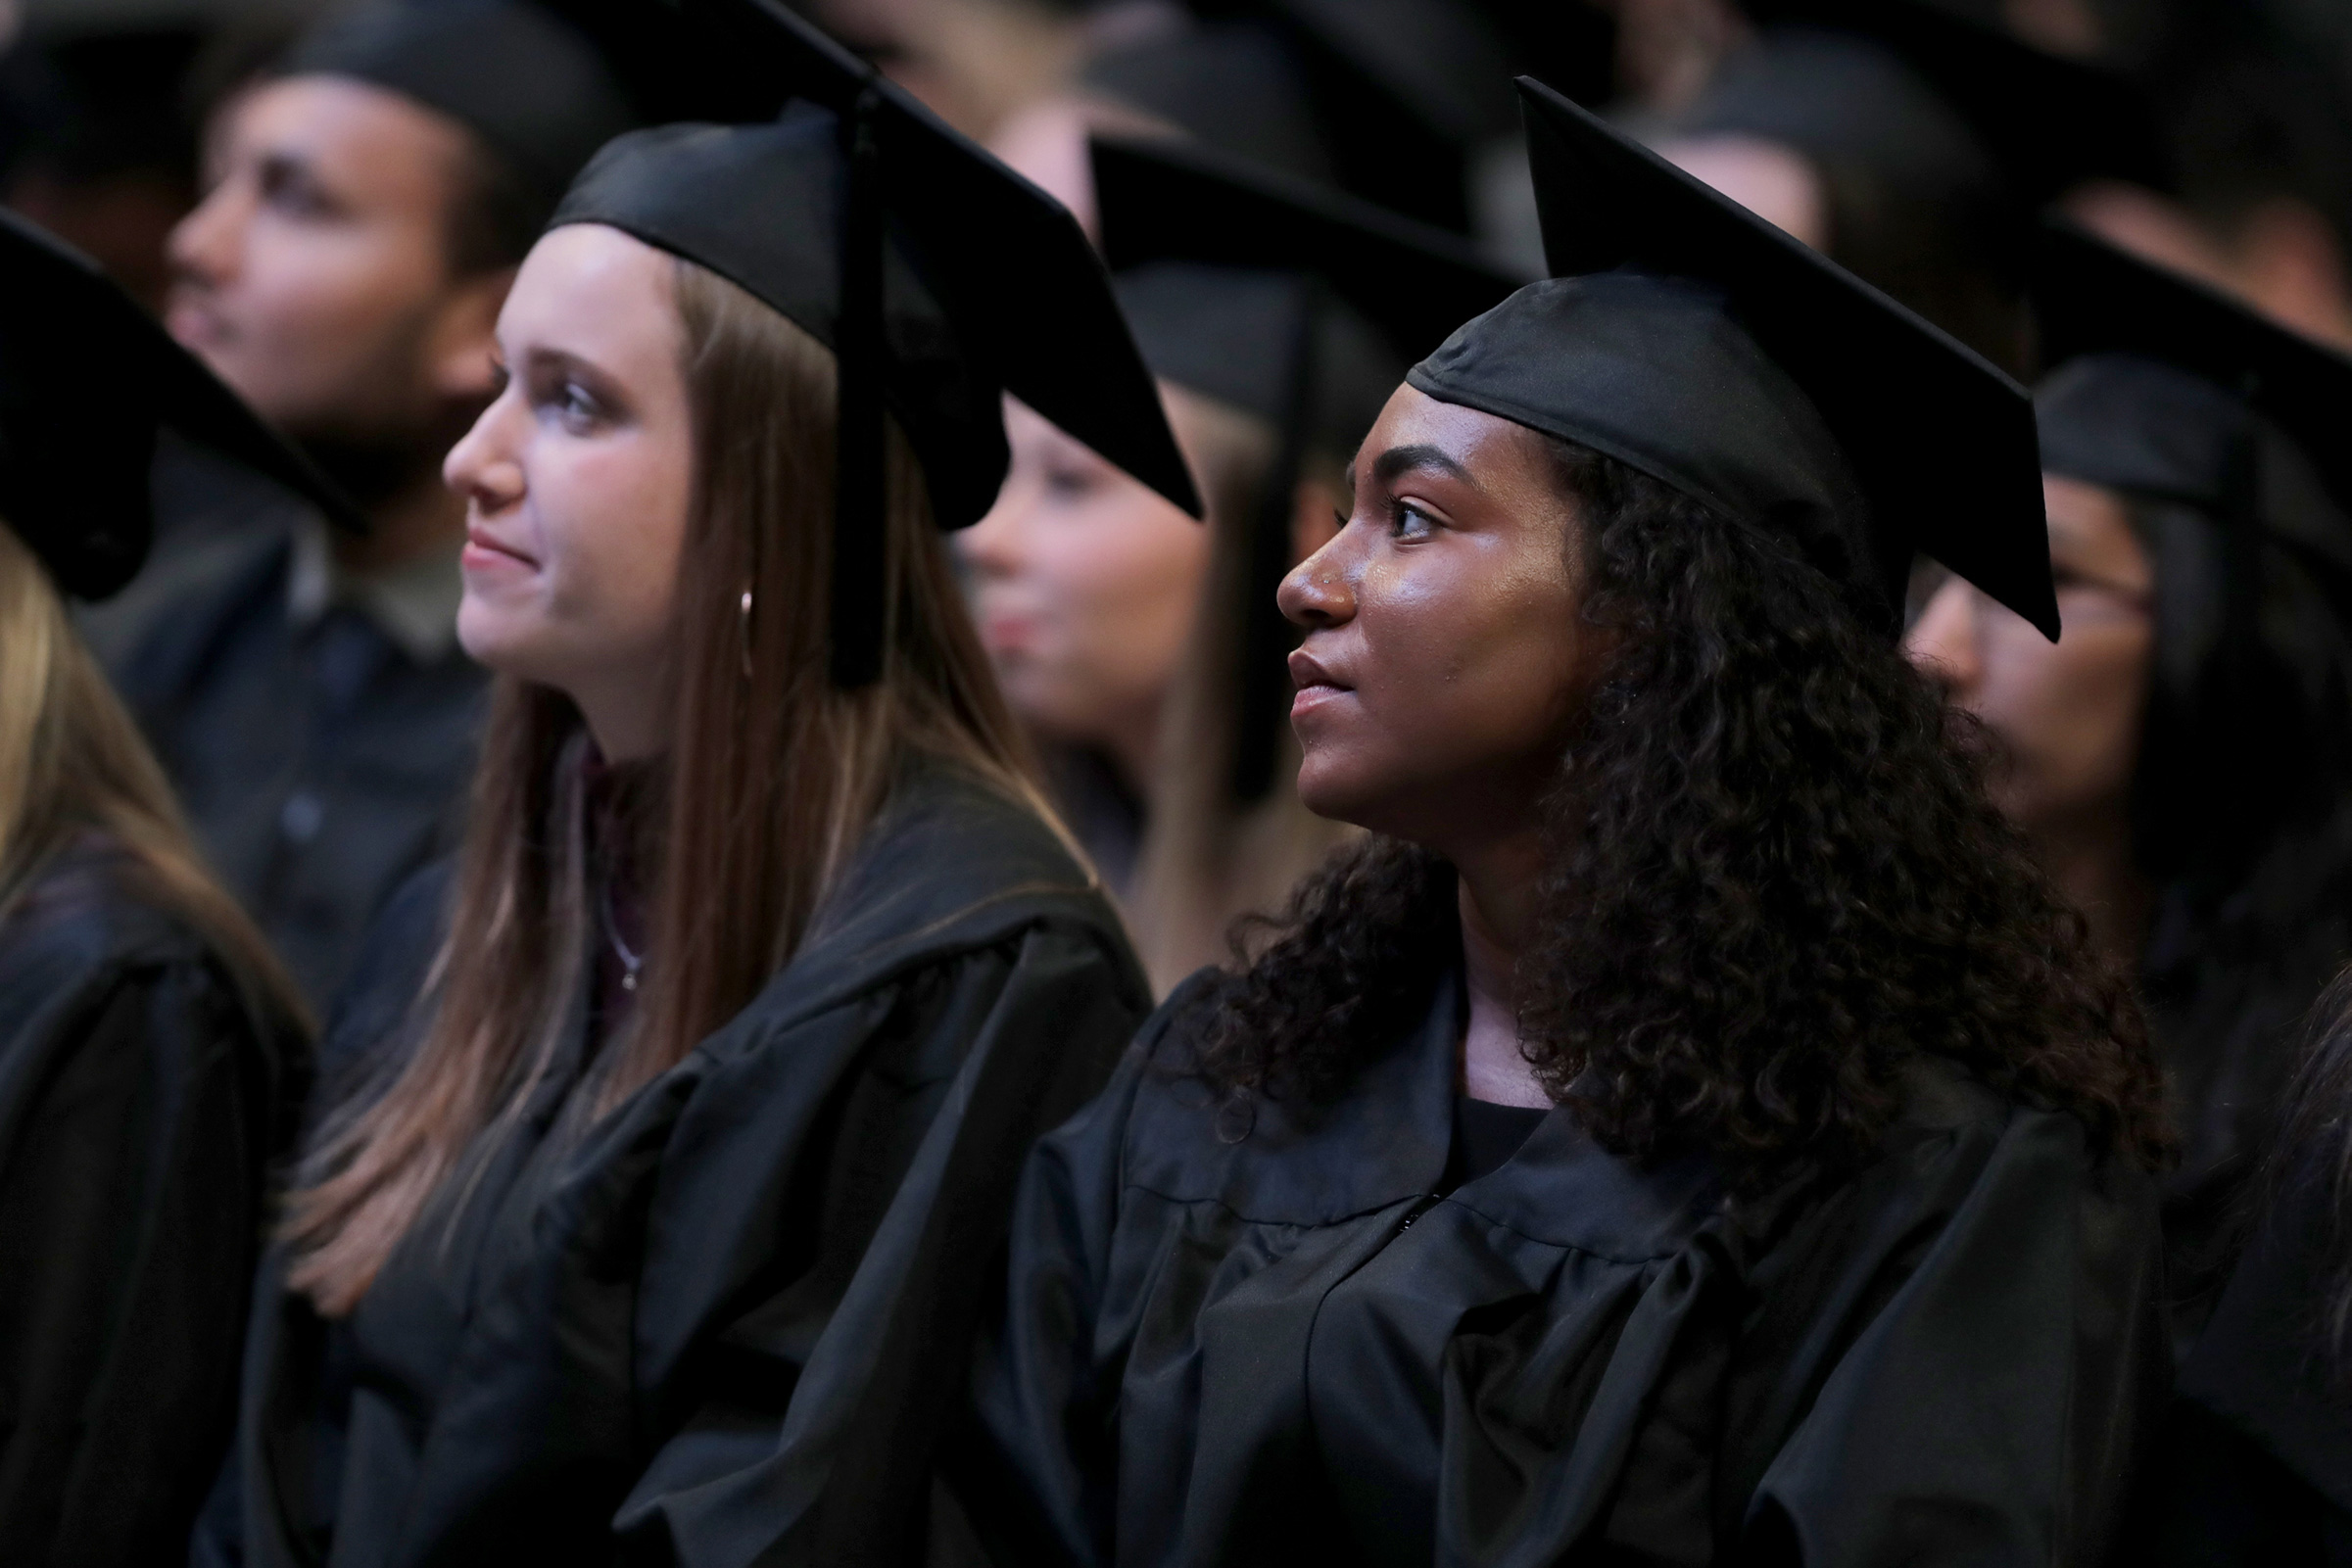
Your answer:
[213,17,1202,1565]
[943,83,2170,1565]
[0,213,318,1567]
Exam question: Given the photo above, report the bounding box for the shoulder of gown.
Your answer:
[0,843,305,1567]
[956,989,2168,1568]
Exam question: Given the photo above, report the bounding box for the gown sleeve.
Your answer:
[940,977,1217,1568]
[0,947,296,1568]
[1745,1107,2168,1567]
[606,920,1148,1568]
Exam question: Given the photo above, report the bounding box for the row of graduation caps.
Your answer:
[9,0,2350,710]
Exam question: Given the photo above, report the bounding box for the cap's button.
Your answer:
[280,790,324,844]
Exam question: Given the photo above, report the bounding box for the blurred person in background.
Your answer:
[1907,224,2352,1351]
[2071,0,2352,352]
[1652,0,2173,375]
[0,209,331,1568]
[91,0,651,1011]
[959,137,1513,992]
[0,15,208,312]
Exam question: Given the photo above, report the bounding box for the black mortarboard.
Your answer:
[0,209,355,599]
[551,0,1197,688]
[1090,134,1518,797]
[286,0,637,206]
[1409,78,2058,639]
[2034,221,2352,525]
[1082,0,1517,234]
[1737,0,2172,208]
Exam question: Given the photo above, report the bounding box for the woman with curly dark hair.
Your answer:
[938,82,2171,1568]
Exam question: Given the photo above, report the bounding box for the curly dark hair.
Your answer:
[1189,440,2170,1176]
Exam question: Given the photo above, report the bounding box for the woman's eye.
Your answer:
[543,380,602,431]
[1390,501,1435,541]
[487,363,511,398]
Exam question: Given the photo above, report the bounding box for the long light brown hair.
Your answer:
[284,258,1041,1314]
[1127,387,1354,992]
[0,522,307,1025]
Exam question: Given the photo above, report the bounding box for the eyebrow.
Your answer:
[1369,443,1476,491]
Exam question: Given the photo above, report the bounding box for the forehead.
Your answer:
[503,223,682,358]
[220,75,469,194]
[2040,473,2138,555]
[1353,383,1557,488]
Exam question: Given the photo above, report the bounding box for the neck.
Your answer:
[330,466,466,577]
[1452,820,1553,1108]
[2029,800,2153,971]
[1104,692,1165,810]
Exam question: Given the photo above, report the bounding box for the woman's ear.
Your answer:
[426,266,519,405]
[1291,477,1345,567]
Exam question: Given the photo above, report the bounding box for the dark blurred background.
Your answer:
[15,0,2352,356]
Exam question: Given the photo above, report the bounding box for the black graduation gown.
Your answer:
[229,759,1150,1568]
[0,841,302,1566]
[949,968,2170,1567]
[2133,1163,2352,1564]
[95,517,485,1012]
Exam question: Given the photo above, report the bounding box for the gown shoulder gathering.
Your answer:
[227,758,1151,1568]
[0,839,303,1568]
[945,966,2172,1568]
[2133,1156,2352,1564]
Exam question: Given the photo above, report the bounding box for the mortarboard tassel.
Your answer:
[831,83,888,688]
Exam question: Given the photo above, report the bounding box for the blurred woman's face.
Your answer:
[1656,133,1829,249]
[957,391,1212,784]
[1278,386,1600,855]
[443,223,696,761]
[1904,475,2156,836]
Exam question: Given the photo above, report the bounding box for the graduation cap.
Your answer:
[1090,134,1519,798]
[550,0,1198,688]
[282,0,795,208]
[1082,0,1518,234]
[1408,77,2058,639]
[0,208,355,599]
[1736,0,2172,208]
[2033,220,2352,526]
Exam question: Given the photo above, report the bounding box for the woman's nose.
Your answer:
[443,396,525,512]
[1903,577,1984,696]
[1278,533,1356,629]
[167,179,243,293]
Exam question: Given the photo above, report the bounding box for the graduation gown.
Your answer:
[2133,1162,2352,1564]
[0,840,303,1567]
[95,515,485,1012]
[227,759,1149,1568]
[950,967,2169,1567]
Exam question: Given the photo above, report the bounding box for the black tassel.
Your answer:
[831,84,888,688]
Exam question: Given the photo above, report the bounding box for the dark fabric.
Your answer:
[1113,264,1399,457]
[948,967,2169,1567]
[0,206,350,596]
[287,0,637,206]
[2132,1165,2352,1563]
[0,840,303,1567]
[2035,222,2352,525]
[102,527,485,1012]
[1477,80,2055,639]
[1449,1095,1547,1188]
[227,759,1149,1567]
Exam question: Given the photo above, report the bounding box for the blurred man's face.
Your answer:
[168,76,485,446]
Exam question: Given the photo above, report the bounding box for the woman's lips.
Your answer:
[1288,648,1352,718]
[461,526,536,573]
